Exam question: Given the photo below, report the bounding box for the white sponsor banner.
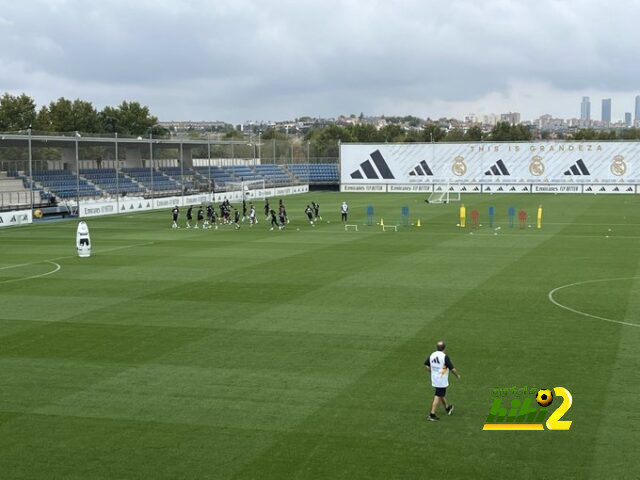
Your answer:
[433,183,483,193]
[0,209,32,227]
[531,184,583,194]
[482,184,532,193]
[340,184,387,192]
[388,184,434,193]
[80,185,309,218]
[583,184,636,194]
[341,142,639,186]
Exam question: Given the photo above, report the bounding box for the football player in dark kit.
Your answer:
[171,205,179,229]
[205,204,214,228]
[186,205,194,228]
[312,201,321,221]
[196,206,204,229]
[269,209,279,231]
[242,199,247,222]
[211,205,218,229]
[219,202,225,222]
[305,205,315,225]
[279,199,289,224]
[278,205,287,230]
[233,208,241,230]
[264,199,270,220]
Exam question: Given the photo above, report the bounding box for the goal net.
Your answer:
[427,185,461,204]
[225,179,266,200]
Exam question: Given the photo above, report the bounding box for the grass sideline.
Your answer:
[1,192,639,479]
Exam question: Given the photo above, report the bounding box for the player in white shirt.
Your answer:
[249,204,257,226]
[340,201,348,222]
[424,340,460,422]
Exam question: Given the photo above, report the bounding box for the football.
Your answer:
[536,389,553,407]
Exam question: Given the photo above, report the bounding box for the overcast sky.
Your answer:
[1,0,639,123]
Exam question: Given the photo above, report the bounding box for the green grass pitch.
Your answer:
[1,192,639,479]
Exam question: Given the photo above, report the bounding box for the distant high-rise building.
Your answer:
[500,112,521,125]
[625,112,632,127]
[602,98,612,125]
[635,95,640,123]
[580,96,591,121]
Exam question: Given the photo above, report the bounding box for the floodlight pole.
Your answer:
[115,133,119,213]
[207,132,212,192]
[75,132,80,216]
[258,130,262,164]
[27,128,33,211]
[180,143,184,204]
[149,132,154,205]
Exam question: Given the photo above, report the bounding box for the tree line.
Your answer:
[0,92,165,136]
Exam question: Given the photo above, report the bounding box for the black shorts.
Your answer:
[434,387,447,398]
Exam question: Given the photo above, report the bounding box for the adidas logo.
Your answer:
[350,150,395,180]
[408,160,434,177]
[484,159,510,176]
[564,159,590,176]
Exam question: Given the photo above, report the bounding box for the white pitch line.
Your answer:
[548,277,640,328]
[0,241,155,272]
[0,261,61,285]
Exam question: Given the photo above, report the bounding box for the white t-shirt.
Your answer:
[341,203,348,213]
[427,350,454,388]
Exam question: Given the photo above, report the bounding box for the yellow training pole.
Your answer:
[537,205,542,229]
[459,204,466,228]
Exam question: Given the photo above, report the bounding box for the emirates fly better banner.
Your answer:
[340,142,638,192]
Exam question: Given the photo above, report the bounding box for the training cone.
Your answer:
[416,219,421,227]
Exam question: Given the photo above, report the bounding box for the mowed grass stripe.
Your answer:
[1,192,638,479]
[230,198,580,479]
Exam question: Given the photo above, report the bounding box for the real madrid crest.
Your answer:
[611,155,626,176]
[452,155,466,176]
[529,155,545,176]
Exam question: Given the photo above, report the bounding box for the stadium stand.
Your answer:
[189,166,233,187]
[122,168,181,192]
[287,163,339,183]
[81,169,146,195]
[31,169,101,199]
[224,165,262,182]
[157,167,196,191]
[0,172,43,209]
[252,164,293,186]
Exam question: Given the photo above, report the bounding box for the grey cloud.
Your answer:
[1,0,639,122]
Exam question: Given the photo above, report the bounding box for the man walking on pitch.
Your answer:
[425,340,460,422]
[341,201,349,222]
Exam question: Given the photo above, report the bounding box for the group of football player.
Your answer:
[170,198,322,231]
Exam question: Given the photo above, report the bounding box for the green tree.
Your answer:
[445,128,465,142]
[571,128,597,140]
[489,122,532,141]
[464,126,483,141]
[223,129,245,140]
[36,97,102,133]
[0,93,37,131]
[378,124,406,142]
[306,125,355,159]
[422,124,445,142]
[100,101,159,135]
[261,128,288,141]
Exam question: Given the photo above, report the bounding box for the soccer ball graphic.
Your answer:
[536,389,553,407]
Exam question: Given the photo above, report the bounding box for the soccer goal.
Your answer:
[226,179,266,201]
[427,185,461,204]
